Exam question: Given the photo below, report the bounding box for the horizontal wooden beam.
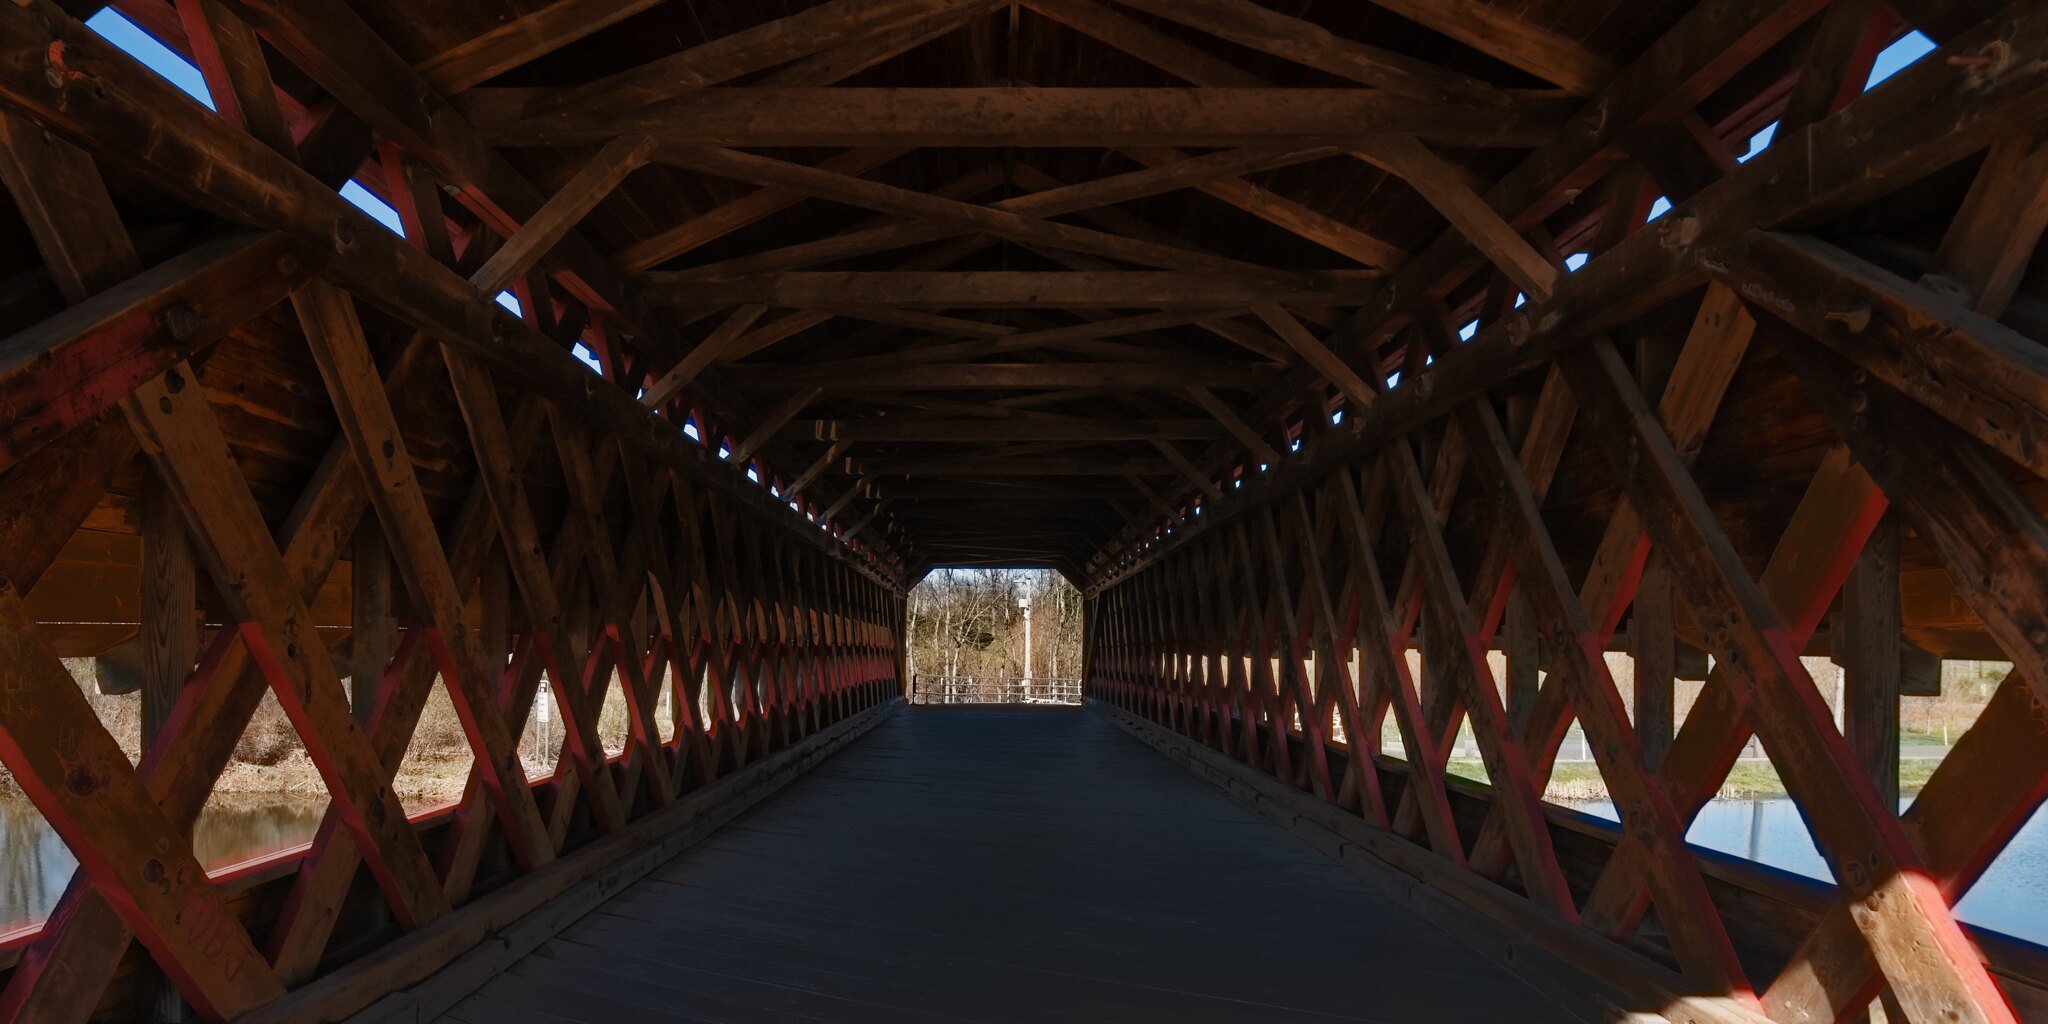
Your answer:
[873,478,1127,499]
[663,146,1353,282]
[725,362,1282,390]
[656,145,1304,283]
[641,272,1374,308]
[806,417,1226,442]
[890,512,1117,526]
[863,456,1176,475]
[1349,0,1616,93]
[525,0,1002,118]
[1706,230,2048,480]
[1104,0,1511,103]
[470,88,1572,147]
[0,231,321,472]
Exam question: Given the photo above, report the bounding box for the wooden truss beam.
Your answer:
[1560,339,2015,1023]
[1117,146,1408,270]
[0,1,888,583]
[470,133,656,294]
[665,145,1365,280]
[656,145,1308,283]
[0,230,321,470]
[523,0,1003,119]
[221,0,683,368]
[859,456,1175,476]
[642,272,1373,309]
[474,87,1572,148]
[1100,0,1510,104]
[723,362,1283,391]
[808,417,1226,443]
[1092,0,2048,587]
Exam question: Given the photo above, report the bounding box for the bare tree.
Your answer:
[906,569,1082,684]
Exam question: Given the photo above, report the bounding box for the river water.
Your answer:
[0,796,324,936]
[1567,796,2048,946]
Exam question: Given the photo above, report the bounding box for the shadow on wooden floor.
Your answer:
[436,705,1583,1023]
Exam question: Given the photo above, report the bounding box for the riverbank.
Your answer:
[208,753,479,808]
[1447,757,1942,801]
[0,751,480,809]
[0,658,604,813]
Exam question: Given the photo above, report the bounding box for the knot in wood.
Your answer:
[1840,856,1871,894]
[161,304,208,343]
[1946,40,2011,84]
[1822,304,1870,334]
[41,39,91,92]
[1657,215,1699,251]
[64,762,103,797]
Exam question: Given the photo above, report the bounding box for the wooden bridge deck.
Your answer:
[434,706,1581,1024]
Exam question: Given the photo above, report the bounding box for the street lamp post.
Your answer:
[1019,592,1033,701]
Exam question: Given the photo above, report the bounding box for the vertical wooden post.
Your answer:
[1500,388,1540,737]
[139,475,197,746]
[1839,511,1901,806]
[350,519,395,727]
[481,555,512,685]
[138,471,197,1024]
[1631,553,1676,770]
[1502,588,1539,735]
[1630,333,1680,771]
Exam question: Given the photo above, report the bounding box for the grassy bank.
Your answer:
[0,659,653,813]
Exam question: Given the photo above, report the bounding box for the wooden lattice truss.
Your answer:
[1089,7,2048,1024]
[0,6,902,1018]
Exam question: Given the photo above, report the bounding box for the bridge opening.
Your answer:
[905,567,1083,703]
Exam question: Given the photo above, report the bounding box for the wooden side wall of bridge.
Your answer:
[1082,6,2048,1024]
[0,5,903,1019]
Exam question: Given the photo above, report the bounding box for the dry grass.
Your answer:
[0,659,520,809]
[9,651,2007,813]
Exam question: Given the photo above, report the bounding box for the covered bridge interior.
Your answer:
[0,0,2045,1020]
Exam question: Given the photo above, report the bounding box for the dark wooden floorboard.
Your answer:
[436,707,1582,1023]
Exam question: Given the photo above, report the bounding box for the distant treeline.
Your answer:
[905,569,1083,682]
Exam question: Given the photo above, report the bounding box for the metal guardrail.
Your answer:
[910,675,1083,705]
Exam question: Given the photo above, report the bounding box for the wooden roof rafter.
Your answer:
[1088,0,2046,587]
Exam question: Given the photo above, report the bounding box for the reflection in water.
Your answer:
[1569,796,2048,947]
[0,795,325,933]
